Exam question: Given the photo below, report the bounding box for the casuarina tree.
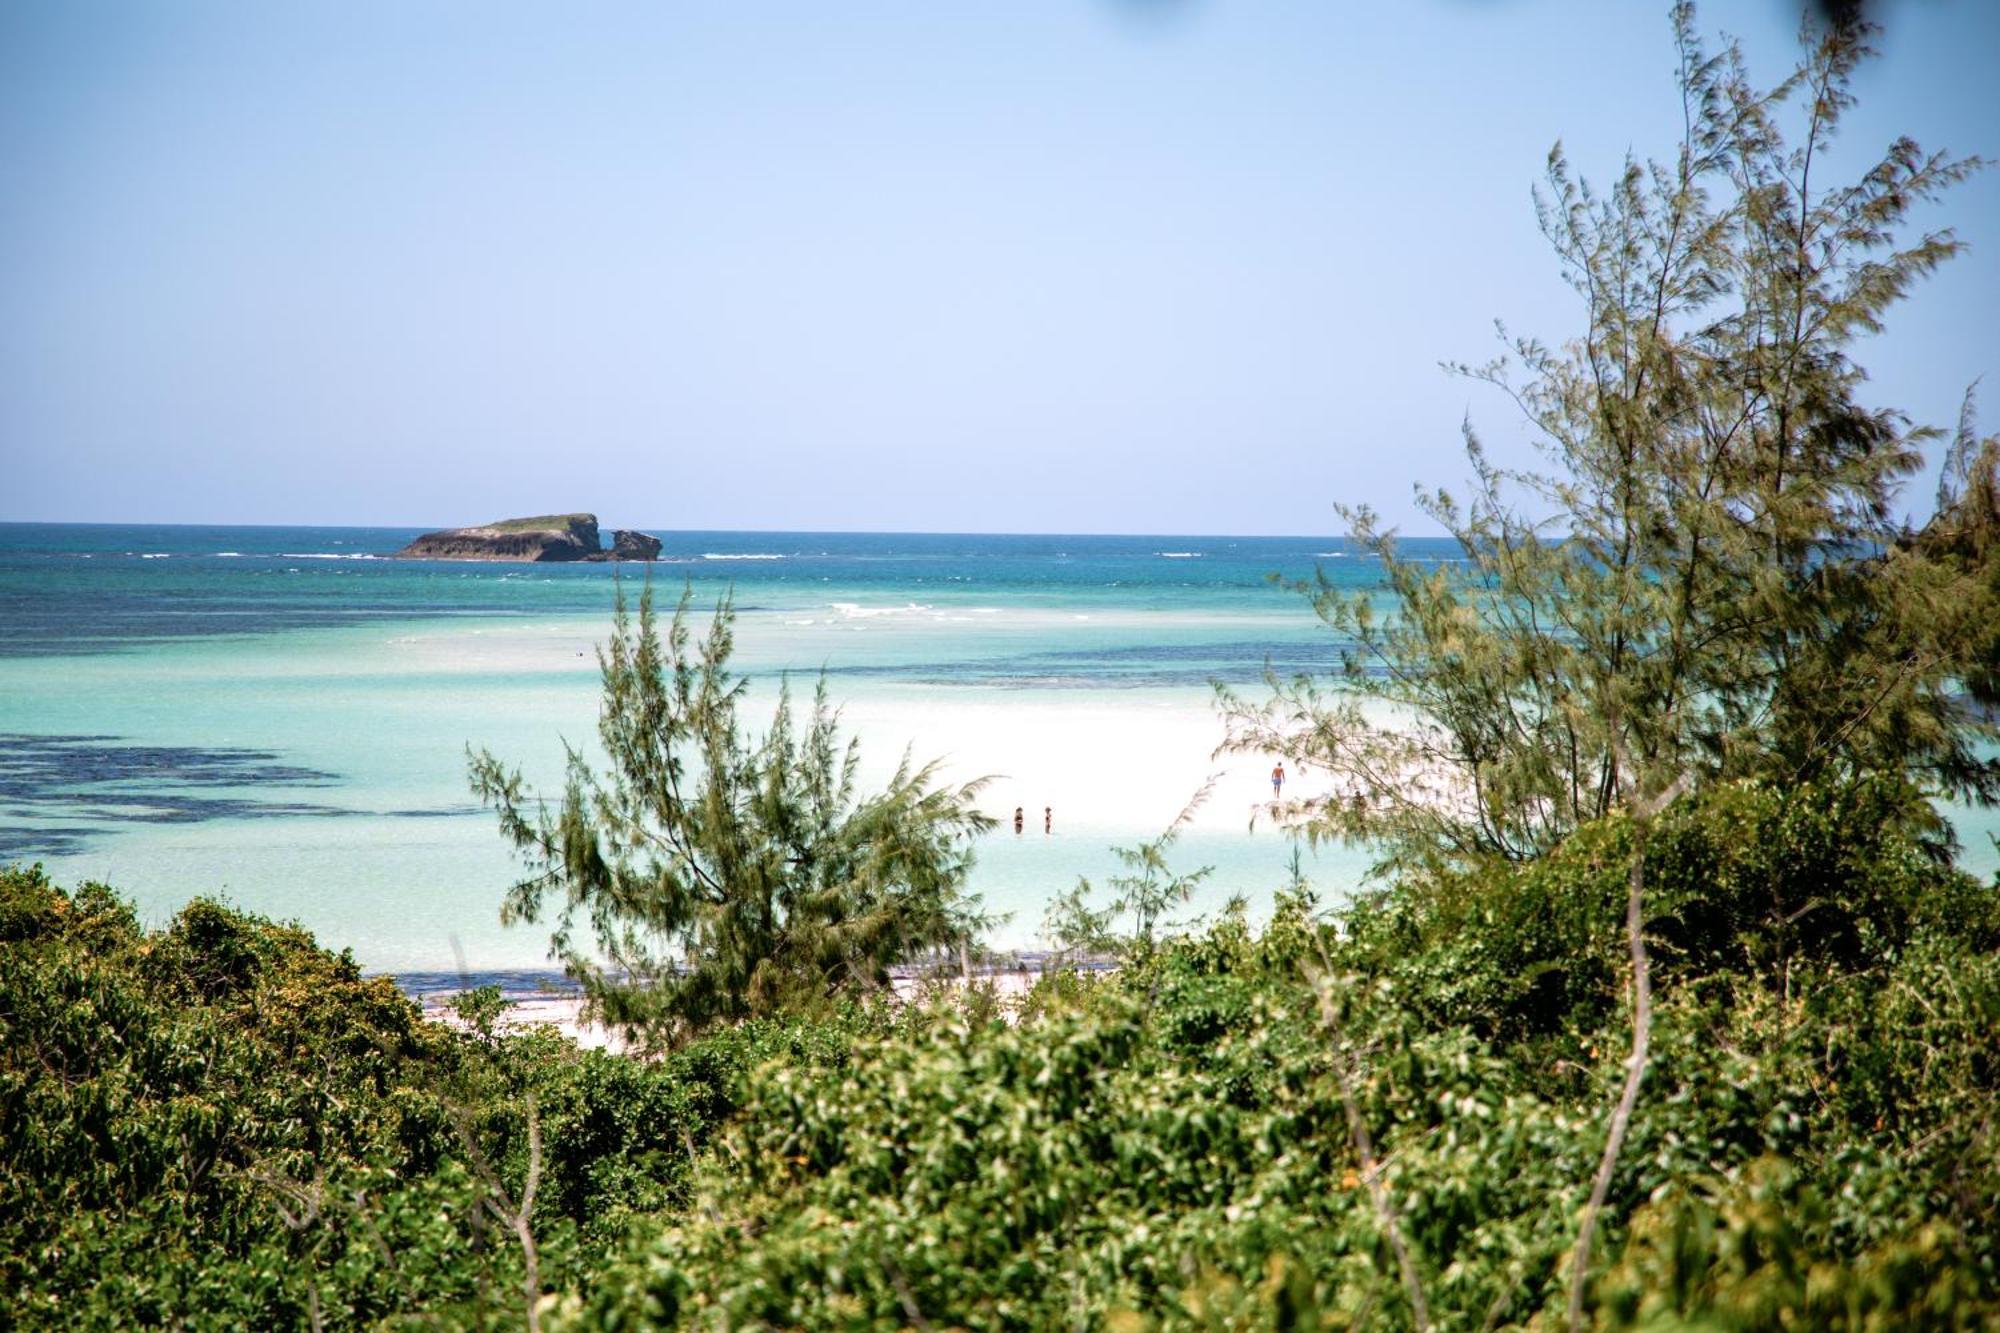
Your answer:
[471,583,995,1050]
[1225,2,1999,873]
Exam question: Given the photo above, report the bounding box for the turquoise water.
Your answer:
[0,524,1403,973]
[4,523,1993,977]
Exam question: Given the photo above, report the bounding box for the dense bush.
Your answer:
[562,780,2000,1330]
[6,778,1997,1327]
[0,866,858,1329]
[1342,778,1988,1059]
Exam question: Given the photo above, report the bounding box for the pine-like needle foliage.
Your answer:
[1226,3,2000,872]
[1042,783,1216,960]
[470,583,995,1049]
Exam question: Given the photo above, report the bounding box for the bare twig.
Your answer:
[1564,840,1653,1329]
[1565,771,1684,1330]
[459,1094,545,1333]
[680,1127,725,1224]
[1478,1258,1529,1333]
[883,1254,935,1332]
[517,1099,543,1332]
[239,1164,332,1325]
[1311,954,1432,1333]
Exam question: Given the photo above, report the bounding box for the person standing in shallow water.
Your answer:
[1271,763,1285,802]
[1013,806,1024,835]
[1044,806,1052,834]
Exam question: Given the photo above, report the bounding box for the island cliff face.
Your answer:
[607,529,663,561]
[393,514,660,562]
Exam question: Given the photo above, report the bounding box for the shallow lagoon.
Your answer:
[4,523,1991,975]
[1,526,1383,972]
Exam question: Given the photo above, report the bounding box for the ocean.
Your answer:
[4,523,1993,980]
[0,523,1402,975]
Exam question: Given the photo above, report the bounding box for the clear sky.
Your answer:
[3,1,1995,535]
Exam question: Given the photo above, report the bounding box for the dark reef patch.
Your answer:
[817,637,1351,689]
[0,599,522,658]
[0,826,110,859]
[0,734,473,861]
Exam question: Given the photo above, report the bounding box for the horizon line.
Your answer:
[0,517,1463,541]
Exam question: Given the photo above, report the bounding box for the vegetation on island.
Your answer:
[480,516,601,534]
[5,5,1998,1330]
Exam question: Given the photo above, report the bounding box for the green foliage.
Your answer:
[8,782,1997,1328]
[1043,799,1216,960]
[470,582,996,1051]
[1600,1158,1996,1331]
[1342,777,1983,1056]
[556,781,2000,1330]
[0,866,493,1327]
[0,865,852,1328]
[452,983,511,1042]
[1223,4,2000,871]
[483,515,593,533]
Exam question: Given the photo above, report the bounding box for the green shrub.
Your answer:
[6,772,1996,1328]
[559,781,2000,1330]
[0,866,856,1328]
[1343,780,1992,1060]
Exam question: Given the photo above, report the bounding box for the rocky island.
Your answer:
[392,513,661,562]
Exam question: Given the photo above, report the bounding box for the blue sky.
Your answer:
[3,1,1995,535]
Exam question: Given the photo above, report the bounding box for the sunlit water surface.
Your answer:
[3,523,1991,977]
